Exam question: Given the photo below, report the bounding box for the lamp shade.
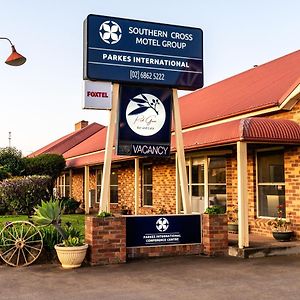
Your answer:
[5,45,26,66]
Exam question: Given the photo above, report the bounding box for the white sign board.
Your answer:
[83,80,112,110]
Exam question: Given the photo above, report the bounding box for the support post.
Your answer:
[175,153,180,214]
[99,83,119,213]
[237,141,249,248]
[69,169,73,199]
[172,89,191,214]
[134,157,139,215]
[84,166,90,214]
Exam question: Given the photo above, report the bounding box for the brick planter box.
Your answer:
[202,214,228,256]
[85,216,126,266]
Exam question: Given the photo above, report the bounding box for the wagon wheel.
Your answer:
[0,221,43,267]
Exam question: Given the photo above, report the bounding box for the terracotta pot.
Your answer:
[54,244,88,269]
[272,231,293,242]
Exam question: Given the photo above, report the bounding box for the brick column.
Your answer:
[85,216,126,265]
[202,214,228,256]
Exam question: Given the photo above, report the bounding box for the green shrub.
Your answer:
[24,154,66,181]
[204,205,225,215]
[97,211,113,218]
[59,197,80,214]
[0,147,25,178]
[39,226,62,250]
[63,236,83,247]
[0,175,51,216]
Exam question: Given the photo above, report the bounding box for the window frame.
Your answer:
[180,155,227,213]
[255,148,285,219]
[56,172,70,198]
[95,168,118,204]
[142,163,153,207]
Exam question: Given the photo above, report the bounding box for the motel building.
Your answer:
[30,50,300,249]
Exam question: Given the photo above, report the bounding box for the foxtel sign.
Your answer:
[83,80,112,110]
[83,14,203,90]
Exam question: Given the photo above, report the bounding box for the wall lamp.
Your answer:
[0,37,26,66]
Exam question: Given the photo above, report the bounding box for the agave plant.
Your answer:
[32,199,67,240]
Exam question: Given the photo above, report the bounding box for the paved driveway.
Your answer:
[1,255,300,300]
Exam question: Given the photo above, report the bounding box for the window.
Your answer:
[56,173,70,198]
[181,156,226,213]
[188,158,205,213]
[143,164,153,206]
[257,151,285,218]
[96,169,118,204]
[208,157,226,210]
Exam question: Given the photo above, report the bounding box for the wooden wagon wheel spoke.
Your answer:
[22,223,34,240]
[24,230,39,242]
[25,239,43,244]
[16,248,21,266]
[25,244,42,252]
[7,247,18,264]
[24,246,35,259]
[2,238,16,243]
[12,225,20,239]
[1,246,16,257]
[6,229,17,240]
[0,221,43,267]
[0,243,15,247]
[21,248,28,265]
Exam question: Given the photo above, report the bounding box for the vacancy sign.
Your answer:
[83,80,112,110]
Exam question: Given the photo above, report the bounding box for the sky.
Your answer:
[0,0,299,155]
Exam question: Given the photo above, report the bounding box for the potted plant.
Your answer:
[32,199,88,269]
[268,205,293,242]
[227,206,238,234]
[120,205,131,215]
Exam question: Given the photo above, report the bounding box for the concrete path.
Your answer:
[1,255,300,300]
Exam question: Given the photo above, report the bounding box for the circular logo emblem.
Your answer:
[99,20,122,44]
[156,217,169,232]
[126,94,166,136]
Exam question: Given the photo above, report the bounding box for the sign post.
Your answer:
[172,89,191,214]
[99,83,119,213]
[83,14,203,215]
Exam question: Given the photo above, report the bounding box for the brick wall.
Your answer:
[71,169,84,202]
[202,214,228,256]
[85,216,126,265]
[285,146,300,238]
[117,159,176,215]
[85,214,227,265]
[127,244,202,259]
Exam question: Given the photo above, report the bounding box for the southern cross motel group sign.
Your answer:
[83,14,203,157]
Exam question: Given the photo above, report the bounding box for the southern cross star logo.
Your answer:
[99,20,122,44]
[156,217,169,232]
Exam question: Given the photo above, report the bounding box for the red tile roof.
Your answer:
[177,117,300,152]
[65,118,300,167]
[180,50,300,129]
[29,123,103,157]
[31,50,300,168]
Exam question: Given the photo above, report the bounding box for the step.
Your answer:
[229,244,300,258]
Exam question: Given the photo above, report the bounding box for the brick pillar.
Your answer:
[202,214,228,256]
[85,216,126,265]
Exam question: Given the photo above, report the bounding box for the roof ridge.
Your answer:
[29,122,103,157]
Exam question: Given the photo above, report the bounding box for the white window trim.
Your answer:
[142,163,153,207]
[255,148,285,218]
[180,155,226,213]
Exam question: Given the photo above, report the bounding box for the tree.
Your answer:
[0,147,25,178]
[24,154,66,182]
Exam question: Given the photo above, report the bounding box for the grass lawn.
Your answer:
[0,214,85,236]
